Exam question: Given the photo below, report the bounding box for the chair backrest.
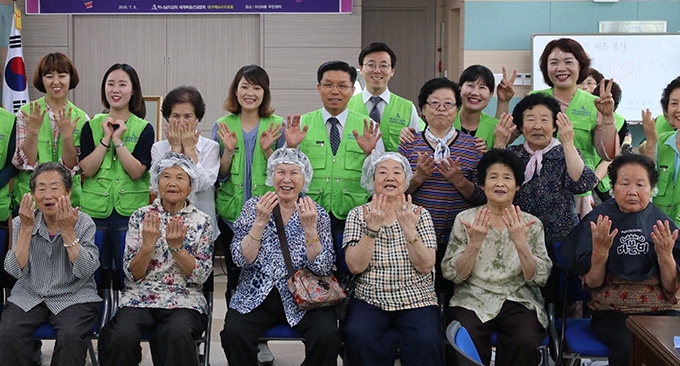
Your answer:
[552,241,591,302]
[445,321,484,366]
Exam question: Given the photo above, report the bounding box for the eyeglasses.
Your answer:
[363,63,392,72]
[426,101,456,110]
[319,83,353,91]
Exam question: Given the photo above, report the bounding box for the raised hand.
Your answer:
[283,115,307,148]
[362,194,390,232]
[496,66,517,103]
[395,194,422,241]
[255,191,278,226]
[641,109,657,142]
[473,137,488,153]
[493,113,516,148]
[651,219,679,258]
[591,215,618,257]
[437,156,465,186]
[18,193,35,228]
[55,196,79,233]
[414,152,435,180]
[556,112,575,147]
[353,119,382,155]
[462,206,491,247]
[101,117,115,140]
[594,79,615,117]
[502,205,537,246]
[399,127,416,144]
[260,123,282,152]
[166,120,183,151]
[111,120,128,142]
[217,122,237,154]
[296,196,318,236]
[22,101,46,134]
[166,217,188,251]
[55,107,80,139]
[180,119,199,153]
[141,211,160,248]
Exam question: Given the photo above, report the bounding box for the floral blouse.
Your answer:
[229,196,335,326]
[122,198,214,314]
[442,206,553,327]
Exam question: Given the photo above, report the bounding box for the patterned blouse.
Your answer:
[343,204,438,311]
[229,196,335,327]
[121,198,214,314]
[508,144,597,244]
[442,206,553,327]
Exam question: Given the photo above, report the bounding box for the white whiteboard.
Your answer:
[531,33,680,121]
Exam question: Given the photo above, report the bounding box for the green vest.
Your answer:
[13,98,88,209]
[595,112,626,192]
[347,92,424,152]
[298,109,370,220]
[453,112,499,149]
[656,115,675,135]
[653,131,680,225]
[80,113,150,218]
[0,108,15,220]
[215,114,283,222]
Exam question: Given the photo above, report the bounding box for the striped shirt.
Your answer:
[4,211,101,314]
[343,204,438,311]
[398,131,485,243]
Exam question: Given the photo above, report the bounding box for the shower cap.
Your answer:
[150,152,199,192]
[265,148,314,193]
[360,150,412,194]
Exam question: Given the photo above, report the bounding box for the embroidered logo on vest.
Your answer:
[571,105,592,117]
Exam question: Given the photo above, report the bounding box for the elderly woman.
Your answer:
[560,153,680,366]
[220,148,339,366]
[442,149,552,366]
[342,151,441,365]
[98,152,214,366]
[398,77,485,297]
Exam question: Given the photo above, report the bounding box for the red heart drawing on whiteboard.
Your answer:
[608,62,635,80]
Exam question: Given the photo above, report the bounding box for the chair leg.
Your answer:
[88,339,97,366]
[257,341,274,366]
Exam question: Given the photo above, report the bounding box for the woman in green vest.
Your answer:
[12,52,88,210]
[212,65,283,232]
[78,63,154,272]
[535,38,618,218]
[641,76,680,225]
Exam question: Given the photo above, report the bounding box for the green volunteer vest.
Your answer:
[215,114,283,222]
[653,131,680,225]
[348,93,423,152]
[299,109,370,220]
[595,112,625,192]
[453,112,499,149]
[656,115,675,135]
[80,113,150,218]
[13,98,88,209]
[0,108,15,220]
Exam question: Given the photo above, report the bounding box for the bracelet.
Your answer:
[168,246,183,253]
[100,139,110,148]
[63,238,80,248]
[363,227,379,238]
[306,236,320,244]
[406,235,420,246]
[114,142,126,149]
[247,233,261,241]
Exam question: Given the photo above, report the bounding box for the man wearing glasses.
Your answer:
[284,60,384,239]
[348,42,424,152]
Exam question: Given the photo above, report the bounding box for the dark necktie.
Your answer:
[369,96,382,123]
[328,117,341,155]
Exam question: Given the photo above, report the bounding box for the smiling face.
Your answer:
[460,78,491,113]
[105,69,133,111]
[158,166,192,206]
[359,51,395,95]
[42,70,70,101]
[521,104,557,150]
[665,87,680,129]
[482,163,519,205]
[612,163,652,213]
[547,47,580,90]
[273,163,304,203]
[373,159,407,197]
[317,70,355,116]
[422,87,458,130]
[236,77,264,113]
[33,171,70,217]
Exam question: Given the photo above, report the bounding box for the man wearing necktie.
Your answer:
[347,42,424,152]
[285,61,384,239]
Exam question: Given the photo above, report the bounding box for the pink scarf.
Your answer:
[523,138,561,184]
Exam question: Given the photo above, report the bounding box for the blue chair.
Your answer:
[445,320,484,366]
[549,241,608,366]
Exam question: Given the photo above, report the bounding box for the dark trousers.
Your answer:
[342,298,443,366]
[591,309,680,366]
[0,301,98,366]
[98,307,207,366]
[221,287,341,366]
[92,212,130,277]
[451,301,545,366]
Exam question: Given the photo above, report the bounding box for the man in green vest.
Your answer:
[285,60,384,238]
[347,42,423,152]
